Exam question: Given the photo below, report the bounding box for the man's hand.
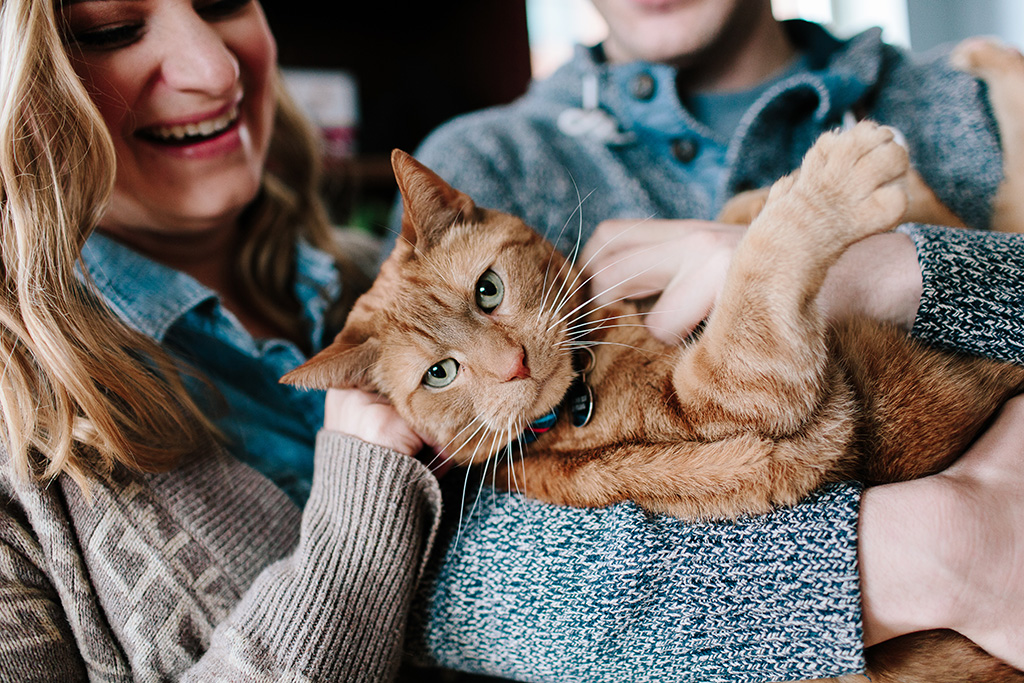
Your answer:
[581,218,744,342]
[582,218,923,343]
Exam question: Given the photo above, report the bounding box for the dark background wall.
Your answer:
[262,1,533,229]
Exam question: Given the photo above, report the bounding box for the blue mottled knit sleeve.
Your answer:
[409,484,864,683]
[902,223,1024,364]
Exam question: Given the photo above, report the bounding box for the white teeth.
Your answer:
[149,105,238,141]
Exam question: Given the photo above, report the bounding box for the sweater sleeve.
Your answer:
[408,482,865,683]
[185,431,441,682]
[0,501,89,681]
[901,223,1024,364]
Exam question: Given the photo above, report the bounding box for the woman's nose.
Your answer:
[158,19,239,96]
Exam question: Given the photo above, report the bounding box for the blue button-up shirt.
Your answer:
[80,231,339,505]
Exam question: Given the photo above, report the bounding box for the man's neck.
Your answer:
[677,13,797,94]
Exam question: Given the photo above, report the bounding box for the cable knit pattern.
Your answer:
[0,432,441,682]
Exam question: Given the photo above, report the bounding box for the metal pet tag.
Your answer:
[568,378,594,428]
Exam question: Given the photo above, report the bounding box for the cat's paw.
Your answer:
[789,121,909,241]
[950,36,1024,81]
[718,186,772,224]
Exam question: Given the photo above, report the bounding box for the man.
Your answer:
[396,2,1024,679]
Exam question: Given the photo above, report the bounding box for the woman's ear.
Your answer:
[280,337,382,391]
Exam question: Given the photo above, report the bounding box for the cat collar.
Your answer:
[523,347,595,443]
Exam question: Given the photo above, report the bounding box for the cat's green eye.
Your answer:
[475,269,504,313]
[423,358,459,388]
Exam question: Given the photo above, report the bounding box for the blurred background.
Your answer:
[261,0,1024,233]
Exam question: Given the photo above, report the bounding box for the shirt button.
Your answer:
[671,138,698,163]
[629,72,656,101]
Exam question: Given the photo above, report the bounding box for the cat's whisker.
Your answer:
[515,432,528,497]
[566,322,656,339]
[452,448,477,554]
[559,339,651,354]
[423,417,485,472]
[494,428,519,511]
[463,425,504,539]
[511,428,527,497]
[548,215,662,318]
[538,185,595,324]
[506,437,514,498]
[452,418,497,553]
[569,306,692,346]
[540,248,586,329]
[545,251,675,334]
[546,199,604,326]
[566,316,660,338]
[567,247,675,312]
[571,214,656,279]
[503,419,524,497]
[547,288,644,333]
[566,311,651,330]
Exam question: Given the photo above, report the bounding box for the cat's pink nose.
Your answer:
[503,347,531,381]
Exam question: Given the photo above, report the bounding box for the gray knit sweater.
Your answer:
[0,431,441,681]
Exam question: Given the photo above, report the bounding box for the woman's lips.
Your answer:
[138,104,240,145]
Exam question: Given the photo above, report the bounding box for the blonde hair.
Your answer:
[0,0,363,485]
[239,82,369,345]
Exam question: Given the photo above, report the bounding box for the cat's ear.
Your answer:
[280,337,381,392]
[391,148,480,250]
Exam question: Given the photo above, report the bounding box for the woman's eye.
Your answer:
[197,0,254,20]
[423,358,459,388]
[475,270,504,313]
[65,23,143,50]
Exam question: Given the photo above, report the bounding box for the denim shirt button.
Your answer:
[671,137,698,163]
[629,72,656,101]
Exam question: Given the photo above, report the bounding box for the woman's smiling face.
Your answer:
[60,0,277,241]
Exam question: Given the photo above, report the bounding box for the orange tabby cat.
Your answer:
[286,123,1022,521]
[283,45,1024,683]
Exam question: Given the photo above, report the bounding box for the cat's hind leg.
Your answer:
[671,122,909,441]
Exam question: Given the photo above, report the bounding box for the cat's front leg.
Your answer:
[494,398,858,521]
[494,436,778,519]
[671,122,909,441]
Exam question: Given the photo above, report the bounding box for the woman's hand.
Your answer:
[323,387,425,456]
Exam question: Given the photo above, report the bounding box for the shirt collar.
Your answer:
[547,19,883,139]
[80,231,343,347]
[80,231,215,342]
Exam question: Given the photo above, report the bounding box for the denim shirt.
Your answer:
[80,231,337,506]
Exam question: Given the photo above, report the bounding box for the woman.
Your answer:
[2,0,1023,682]
[0,0,437,679]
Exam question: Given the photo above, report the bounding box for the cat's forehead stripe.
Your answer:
[489,233,543,253]
[391,316,440,345]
